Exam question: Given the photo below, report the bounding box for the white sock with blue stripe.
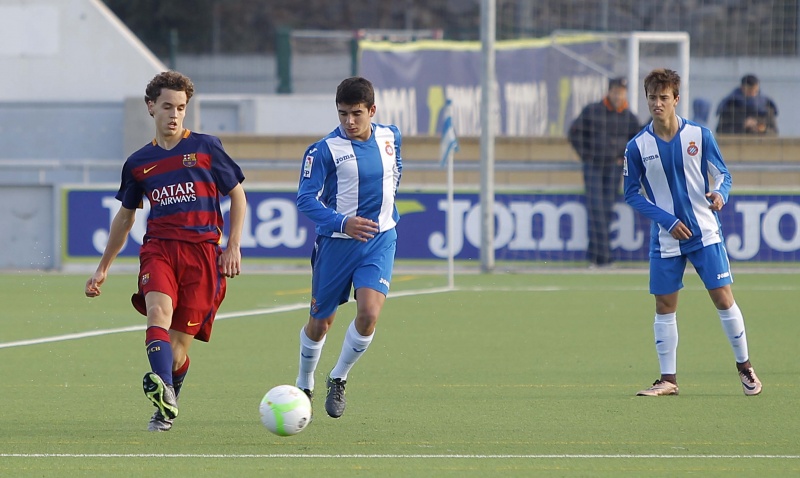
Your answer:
[654,312,678,375]
[296,327,325,392]
[329,319,374,381]
[718,302,749,363]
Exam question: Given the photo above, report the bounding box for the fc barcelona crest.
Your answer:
[183,153,198,167]
[141,272,150,285]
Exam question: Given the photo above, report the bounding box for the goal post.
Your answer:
[625,31,691,118]
[549,30,691,118]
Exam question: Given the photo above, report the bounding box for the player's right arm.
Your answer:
[622,141,681,233]
[296,144,350,234]
[85,206,136,297]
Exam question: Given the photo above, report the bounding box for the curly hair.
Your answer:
[144,71,195,105]
[643,68,680,99]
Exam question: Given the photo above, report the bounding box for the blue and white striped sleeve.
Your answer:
[703,128,732,203]
[296,142,349,233]
[623,139,681,232]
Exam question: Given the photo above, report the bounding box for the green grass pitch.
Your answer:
[1,268,798,477]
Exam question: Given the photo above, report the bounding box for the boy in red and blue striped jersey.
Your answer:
[85,71,247,431]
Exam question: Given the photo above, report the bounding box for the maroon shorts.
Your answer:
[131,238,227,342]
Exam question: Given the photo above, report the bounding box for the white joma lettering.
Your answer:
[334,154,355,165]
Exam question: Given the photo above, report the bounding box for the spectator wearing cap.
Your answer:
[568,77,642,268]
[716,74,778,135]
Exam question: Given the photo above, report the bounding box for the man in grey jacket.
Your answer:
[568,77,641,267]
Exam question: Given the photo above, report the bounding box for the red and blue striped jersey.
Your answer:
[117,130,245,244]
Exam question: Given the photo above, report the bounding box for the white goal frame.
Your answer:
[625,31,691,118]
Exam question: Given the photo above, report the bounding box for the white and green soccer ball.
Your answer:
[259,385,312,436]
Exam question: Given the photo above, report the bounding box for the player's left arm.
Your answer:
[208,136,246,277]
[219,183,245,278]
[392,125,403,194]
[703,129,732,211]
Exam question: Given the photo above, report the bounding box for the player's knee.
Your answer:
[709,286,735,310]
[355,311,379,331]
[146,304,172,328]
[654,295,678,314]
[712,295,735,311]
[172,352,187,371]
[306,318,331,340]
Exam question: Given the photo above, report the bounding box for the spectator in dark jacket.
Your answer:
[568,77,641,267]
[716,74,778,135]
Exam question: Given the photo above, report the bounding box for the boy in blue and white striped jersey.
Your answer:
[294,77,402,418]
[624,69,761,398]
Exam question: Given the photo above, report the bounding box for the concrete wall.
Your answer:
[0,0,167,162]
[220,134,800,191]
[0,0,165,102]
[0,186,55,269]
[0,0,166,270]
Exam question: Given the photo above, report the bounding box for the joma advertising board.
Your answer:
[65,189,800,262]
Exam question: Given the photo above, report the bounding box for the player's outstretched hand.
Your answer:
[706,191,724,211]
[345,216,379,242]
[218,244,242,278]
[85,271,106,298]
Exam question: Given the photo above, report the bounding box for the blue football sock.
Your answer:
[145,326,174,386]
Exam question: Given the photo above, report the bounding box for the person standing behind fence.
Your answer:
[716,74,778,135]
[568,77,641,267]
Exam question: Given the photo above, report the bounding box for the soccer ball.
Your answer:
[259,384,312,436]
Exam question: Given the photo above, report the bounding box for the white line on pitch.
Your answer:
[6,281,792,350]
[0,287,454,350]
[1,453,798,459]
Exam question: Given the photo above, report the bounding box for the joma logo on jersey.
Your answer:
[334,153,355,165]
[642,154,659,162]
[150,182,197,206]
[717,271,731,280]
[379,278,390,288]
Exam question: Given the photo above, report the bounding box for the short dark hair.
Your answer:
[335,77,375,108]
[608,77,628,90]
[144,71,195,105]
[741,74,759,87]
[643,68,681,98]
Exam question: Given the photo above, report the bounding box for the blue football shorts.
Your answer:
[649,241,734,295]
[308,228,397,319]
